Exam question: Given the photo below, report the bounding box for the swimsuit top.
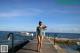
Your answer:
[36,26,44,36]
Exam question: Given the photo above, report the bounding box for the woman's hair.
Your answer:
[39,21,42,26]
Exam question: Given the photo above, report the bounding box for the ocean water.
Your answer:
[0,31,80,50]
[45,32,80,39]
[0,31,33,41]
[0,31,34,49]
[0,31,80,43]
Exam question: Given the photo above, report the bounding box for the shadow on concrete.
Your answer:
[8,41,29,53]
[22,48,37,52]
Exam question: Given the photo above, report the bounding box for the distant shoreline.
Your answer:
[49,38,80,42]
[0,31,80,34]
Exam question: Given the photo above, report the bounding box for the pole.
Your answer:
[12,33,14,53]
[54,36,55,45]
[7,33,14,53]
[54,34,57,45]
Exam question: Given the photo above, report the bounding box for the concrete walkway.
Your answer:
[16,37,57,53]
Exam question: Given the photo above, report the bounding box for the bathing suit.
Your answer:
[36,26,44,36]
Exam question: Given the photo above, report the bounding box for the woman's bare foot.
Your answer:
[36,49,40,52]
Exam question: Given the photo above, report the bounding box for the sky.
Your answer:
[0,0,80,33]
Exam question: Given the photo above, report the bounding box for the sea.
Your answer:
[0,31,80,51]
[45,32,80,39]
[0,31,34,49]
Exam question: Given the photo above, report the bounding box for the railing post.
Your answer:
[54,34,57,45]
[7,33,14,53]
[12,33,14,53]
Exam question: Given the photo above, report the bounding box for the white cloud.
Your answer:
[48,9,80,14]
[47,24,80,33]
[47,27,80,33]
[0,8,43,17]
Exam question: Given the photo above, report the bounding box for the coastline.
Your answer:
[47,37,80,53]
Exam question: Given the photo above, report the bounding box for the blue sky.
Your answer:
[0,0,80,33]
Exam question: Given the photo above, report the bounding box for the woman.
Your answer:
[36,21,47,52]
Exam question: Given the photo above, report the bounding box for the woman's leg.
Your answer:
[40,36,44,49]
[37,36,40,51]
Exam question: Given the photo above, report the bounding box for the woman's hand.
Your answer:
[42,25,47,30]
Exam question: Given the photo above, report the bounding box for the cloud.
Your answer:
[47,27,80,33]
[47,9,80,14]
[0,8,43,17]
[47,24,80,33]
